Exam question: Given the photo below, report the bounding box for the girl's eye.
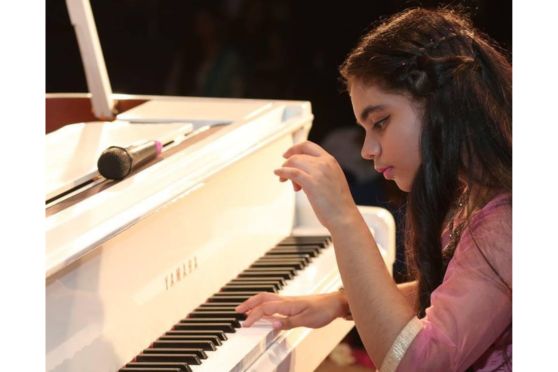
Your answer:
[373,116,389,130]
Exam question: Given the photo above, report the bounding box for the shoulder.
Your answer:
[465,193,512,250]
[454,193,512,289]
[469,193,512,231]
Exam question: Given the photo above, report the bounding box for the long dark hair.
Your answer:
[339,8,512,316]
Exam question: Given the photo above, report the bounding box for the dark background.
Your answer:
[46,0,511,281]
[46,0,511,143]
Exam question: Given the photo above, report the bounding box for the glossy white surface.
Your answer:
[116,98,272,125]
[46,136,297,372]
[46,98,311,277]
[46,121,193,199]
[46,97,311,372]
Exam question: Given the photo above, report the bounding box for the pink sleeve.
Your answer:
[396,196,512,371]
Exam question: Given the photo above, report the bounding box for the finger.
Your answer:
[242,300,303,327]
[235,292,281,313]
[242,305,268,327]
[282,154,320,174]
[273,167,310,190]
[238,293,299,313]
[277,175,299,189]
[283,141,325,158]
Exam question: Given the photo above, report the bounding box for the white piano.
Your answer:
[47,0,395,369]
[45,95,396,372]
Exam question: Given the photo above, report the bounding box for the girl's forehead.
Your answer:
[349,81,425,125]
[350,82,411,107]
[350,81,387,101]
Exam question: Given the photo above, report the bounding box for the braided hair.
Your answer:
[339,8,512,316]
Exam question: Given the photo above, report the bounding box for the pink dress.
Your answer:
[393,193,512,371]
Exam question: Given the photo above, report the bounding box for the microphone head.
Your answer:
[97,146,132,180]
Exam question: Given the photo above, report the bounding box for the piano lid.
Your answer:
[116,98,273,125]
[45,97,313,278]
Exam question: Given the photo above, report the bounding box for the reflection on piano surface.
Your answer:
[46,95,396,372]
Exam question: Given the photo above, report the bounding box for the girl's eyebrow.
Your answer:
[358,104,386,122]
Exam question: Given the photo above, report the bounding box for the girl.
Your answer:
[236,7,511,371]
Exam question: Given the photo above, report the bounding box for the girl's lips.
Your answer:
[376,166,394,179]
[376,166,392,173]
[382,167,394,179]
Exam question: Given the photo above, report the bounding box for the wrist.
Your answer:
[337,288,353,320]
[327,207,365,236]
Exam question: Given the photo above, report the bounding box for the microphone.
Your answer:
[97,140,162,180]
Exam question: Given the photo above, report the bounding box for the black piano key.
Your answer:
[254,257,308,267]
[174,322,236,333]
[143,348,207,359]
[196,304,239,311]
[240,268,295,279]
[211,291,260,297]
[237,271,293,280]
[285,234,330,240]
[125,362,192,372]
[227,280,283,291]
[136,353,201,365]
[276,240,327,248]
[268,247,320,256]
[179,317,241,328]
[275,241,326,248]
[229,277,286,287]
[260,254,311,264]
[254,257,306,262]
[158,334,222,346]
[221,284,278,293]
[207,295,251,304]
[250,261,304,270]
[120,368,181,372]
[153,340,216,351]
[261,252,313,258]
[188,311,247,321]
[278,235,331,246]
[165,330,228,341]
[281,235,331,244]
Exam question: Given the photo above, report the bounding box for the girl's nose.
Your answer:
[361,135,380,160]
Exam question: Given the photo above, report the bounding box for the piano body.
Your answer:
[45,94,396,372]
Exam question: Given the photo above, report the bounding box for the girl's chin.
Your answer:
[394,178,411,192]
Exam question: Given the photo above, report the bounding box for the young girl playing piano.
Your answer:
[236,7,511,372]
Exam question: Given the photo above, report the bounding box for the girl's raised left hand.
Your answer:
[275,141,360,231]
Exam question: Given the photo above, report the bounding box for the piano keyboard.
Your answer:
[118,235,337,372]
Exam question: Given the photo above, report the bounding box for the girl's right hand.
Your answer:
[235,291,350,330]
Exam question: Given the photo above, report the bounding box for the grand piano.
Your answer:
[46,1,396,371]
